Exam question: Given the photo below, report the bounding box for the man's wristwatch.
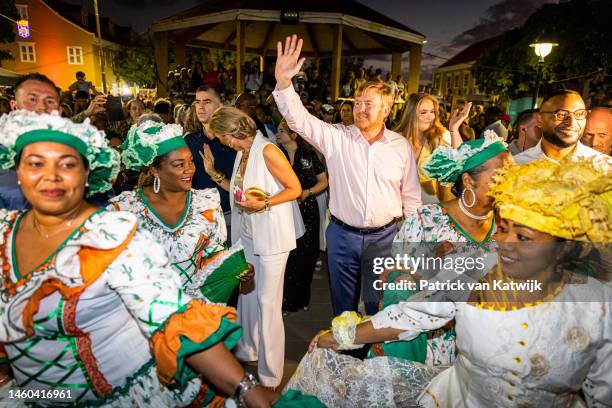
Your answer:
[235,372,260,406]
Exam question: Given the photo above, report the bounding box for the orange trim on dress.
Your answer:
[208,395,227,408]
[0,212,44,297]
[196,246,225,271]
[63,295,113,397]
[200,209,216,223]
[21,224,137,336]
[150,299,237,385]
[3,219,138,395]
[184,382,226,408]
[193,233,209,270]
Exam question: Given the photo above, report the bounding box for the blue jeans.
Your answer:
[326,219,397,316]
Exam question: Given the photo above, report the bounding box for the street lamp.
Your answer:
[93,0,107,93]
[530,41,558,108]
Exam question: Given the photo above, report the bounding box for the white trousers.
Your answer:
[235,234,290,387]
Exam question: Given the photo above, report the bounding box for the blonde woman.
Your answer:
[206,106,304,388]
[395,94,470,203]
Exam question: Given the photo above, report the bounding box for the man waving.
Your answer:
[273,35,421,316]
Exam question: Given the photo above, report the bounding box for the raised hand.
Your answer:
[84,94,107,117]
[275,35,306,90]
[199,144,216,175]
[449,101,472,132]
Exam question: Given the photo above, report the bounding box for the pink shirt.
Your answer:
[273,86,422,228]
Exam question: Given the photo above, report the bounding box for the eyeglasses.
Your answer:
[540,109,588,121]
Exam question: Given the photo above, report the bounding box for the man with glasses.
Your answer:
[515,89,608,164]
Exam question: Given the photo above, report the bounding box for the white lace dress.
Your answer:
[286,278,612,407]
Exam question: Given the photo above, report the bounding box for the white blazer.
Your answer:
[230,131,304,255]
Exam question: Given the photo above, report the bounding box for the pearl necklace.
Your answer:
[458,198,493,221]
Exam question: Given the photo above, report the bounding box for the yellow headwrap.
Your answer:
[489,157,612,242]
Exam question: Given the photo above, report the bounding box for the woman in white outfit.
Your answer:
[287,157,612,407]
[208,106,304,388]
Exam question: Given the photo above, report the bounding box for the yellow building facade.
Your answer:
[1,0,127,91]
[432,36,500,101]
[432,63,479,98]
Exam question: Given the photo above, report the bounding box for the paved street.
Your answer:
[243,254,334,390]
[280,255,333,388]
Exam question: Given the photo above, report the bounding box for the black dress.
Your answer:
[281,146,326,311]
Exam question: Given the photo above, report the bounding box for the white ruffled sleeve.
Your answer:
[370,301,456,341]
[103,227,191,336]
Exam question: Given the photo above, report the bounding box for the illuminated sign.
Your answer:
[17,20,30,39]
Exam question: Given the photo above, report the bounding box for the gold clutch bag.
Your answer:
[245,187,269,201]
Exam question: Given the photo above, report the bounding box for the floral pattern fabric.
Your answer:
[0,209,238,407]
[383,203,497,366]
[108,188,229,300]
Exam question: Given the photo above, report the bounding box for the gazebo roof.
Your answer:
[151,0,425,56]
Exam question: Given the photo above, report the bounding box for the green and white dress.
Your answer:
[109,188,247,304]
[370,203,497,366]
[0,209,241,407]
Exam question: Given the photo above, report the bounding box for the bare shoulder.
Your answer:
[263,143,284,158]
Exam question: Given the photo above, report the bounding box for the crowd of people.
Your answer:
[0,33,610,407]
